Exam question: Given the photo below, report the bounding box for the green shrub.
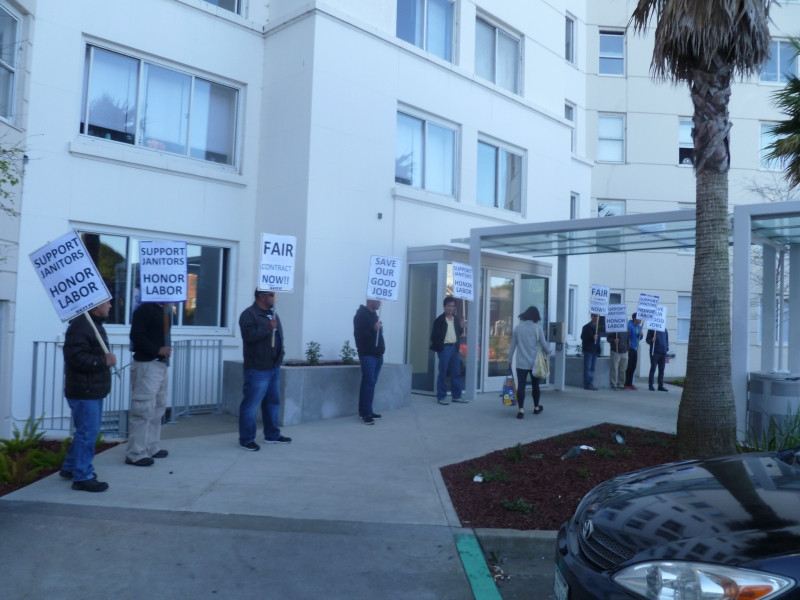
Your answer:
[578,468,590,478]
[0,415,45,454]
[597,446,617,458]
[738,407,800,453]
[482,466,511,483]
[305,341,322,366]
[0,452,43,485]
[29,438,71,468]
[504,443,525,464]
[501,498,535,514]
[340,341,357,365]
[585,428,602,439]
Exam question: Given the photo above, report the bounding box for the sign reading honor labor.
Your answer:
[589,284,611,316]
[637,293,660,320]
[605,304,627,332]
[259,233,296,293]
[366,255,402,302]
[139,241,188,303]
[452,262,474,301]
[646,305,667,332]
[29,231,111,322]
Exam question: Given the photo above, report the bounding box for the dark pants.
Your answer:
[240,367,281,445]
[583,351,597,387]
[359,355,383,418]
[436,344,462,401]
[63,398,103,482]
[625,348,638,387]
[516,368,540,410]
[649,352,666,389]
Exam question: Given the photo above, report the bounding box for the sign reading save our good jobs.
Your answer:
[637,293,660,320]
[589,284,610,316]
[139,241,188,303]
[646,305,667,332]
[452,262,474,301]
[29,231,112,322]
[259,234,297,293]
[605,304,627,332]
[366,255,402,302]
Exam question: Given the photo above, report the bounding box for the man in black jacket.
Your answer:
[353,299,384,424]
[61,300,116,492]
[580,314,601,390]
[238,289,290,450]
[126,302,172,466]
[429,296,467,405]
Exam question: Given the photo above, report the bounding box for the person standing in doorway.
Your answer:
[429,296,468,405]
[354,299,384,424]
[61,300,116,491]
[238,289,291,450]
[607,326,630,391]
[126,302,172,466]
[646,327,670,392]
[581,314,601,390]
[624,313,643,390]
[508,306,550,418]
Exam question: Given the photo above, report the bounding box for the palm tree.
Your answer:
[630,1,772,459]
[765,39,800,187]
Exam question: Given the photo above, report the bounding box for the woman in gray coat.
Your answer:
[508,306,550,419]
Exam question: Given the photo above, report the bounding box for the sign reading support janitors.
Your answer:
[259,234,296,293]
[452,262,474,301]
[366,255,402,302]
[637,293,660,320]
[139,241,188,303]
[605,304,627,332]
[29,231,112,322]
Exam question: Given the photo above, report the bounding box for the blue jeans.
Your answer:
[359,355,383,418]
[240,368,281,445]
[649,353,666,389]
[63,398,103,482]
[437,345,462,401]
[583,352,597,387]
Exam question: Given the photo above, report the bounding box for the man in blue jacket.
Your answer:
[646,327,669,392]
[624,313,643,390]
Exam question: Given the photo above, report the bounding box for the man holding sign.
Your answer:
[605,305,629,391]
[646,306,669,392]
[353,299,384,424]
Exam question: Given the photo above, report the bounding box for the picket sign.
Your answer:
[637,293,660,321]
[259,233,297,293]
[366,255,402,345]
[139,241,188,303]
[452,262,474,301]
[605,304,627,332]
[589,284,610,316]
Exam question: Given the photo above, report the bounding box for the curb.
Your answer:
[474,528,558,558]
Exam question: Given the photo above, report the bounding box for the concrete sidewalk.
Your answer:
[0,384,680,599]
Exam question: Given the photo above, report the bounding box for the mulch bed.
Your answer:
[0,440,121,498]
[440,423,677,530]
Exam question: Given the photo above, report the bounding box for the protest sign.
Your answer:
[366,255,402,302]
[605,304,627,332]
[646,305,667,332]
[259,234,297,292]
[637,293,660,320]
[452,262,474,301]
[589,284,610,316]
[29,231,111,322]
[139,241,188,303]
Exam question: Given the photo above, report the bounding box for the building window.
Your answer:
[598,114,625,163]
[565,16,575,64]
[396,0,454,63]
[565,103,576,152]
[678,119,694,165]
[570,193,579,219]
[204,0,240,13]
[79,231,230,328]
[678,295,691,342]
[761,40,797,84]
[598,199,624,217]
[761,123,787,171]
[395,111,456,196]
[599,30,624,75]
[0,4,19,122]
[80,46,239,166]
[477,140,523,213]
[568,286,577,337]
[475,17,521,94]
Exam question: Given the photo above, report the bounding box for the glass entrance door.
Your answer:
[482,273,515,391]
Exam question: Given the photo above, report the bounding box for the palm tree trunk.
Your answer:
[677,62,737,459]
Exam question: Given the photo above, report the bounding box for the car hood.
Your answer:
[575,450,800,567]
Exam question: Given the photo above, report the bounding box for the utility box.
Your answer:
[549,322,565,344]
[748,372,800,442]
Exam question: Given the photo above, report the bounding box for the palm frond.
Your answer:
[765,37,800,188]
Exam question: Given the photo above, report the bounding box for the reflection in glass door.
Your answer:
[486,275,515,386]
[406,263,438,392]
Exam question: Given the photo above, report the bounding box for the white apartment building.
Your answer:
[0,0,795,435]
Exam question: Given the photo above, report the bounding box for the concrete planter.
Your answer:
[223,360,412,426]
[565,356,611,389]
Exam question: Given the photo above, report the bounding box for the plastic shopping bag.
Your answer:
[501,367,517,406]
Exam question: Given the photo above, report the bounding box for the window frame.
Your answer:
[568,285,577,338]
[474,14,522,94]
[565,15,576,65]
[395,0,456,64]
[203,0,241,15]
[0,2,20,125]
[677,294,691,342]
[598,29,625,77]
[80,43,242,169]
[678,118,694,167]
[760,39,797,85]
[597,113,626,164]
[476,135,526,215]
[395,107,459,198]
[565,102,576,153]
[75,227,234,332]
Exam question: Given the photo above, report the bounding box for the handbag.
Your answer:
[501,366,517,406]
[533,326,550,380]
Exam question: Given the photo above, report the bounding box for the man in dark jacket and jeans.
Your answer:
[580,314,601,390]
[353,299,384,424]
[646,328,670,392]
[62,300,116,492]
[429,296,467,405]
[238,289,291,451]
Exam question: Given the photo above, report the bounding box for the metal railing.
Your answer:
[30,339,223,438]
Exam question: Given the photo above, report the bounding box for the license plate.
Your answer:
[553,564,569,600]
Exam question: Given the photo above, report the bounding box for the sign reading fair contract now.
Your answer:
[259,233,296,293]
[452,262,474,301]
[29,231,111,321]
[139,241,188,303]
[366,255,402,302]
[590,284,610,316]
